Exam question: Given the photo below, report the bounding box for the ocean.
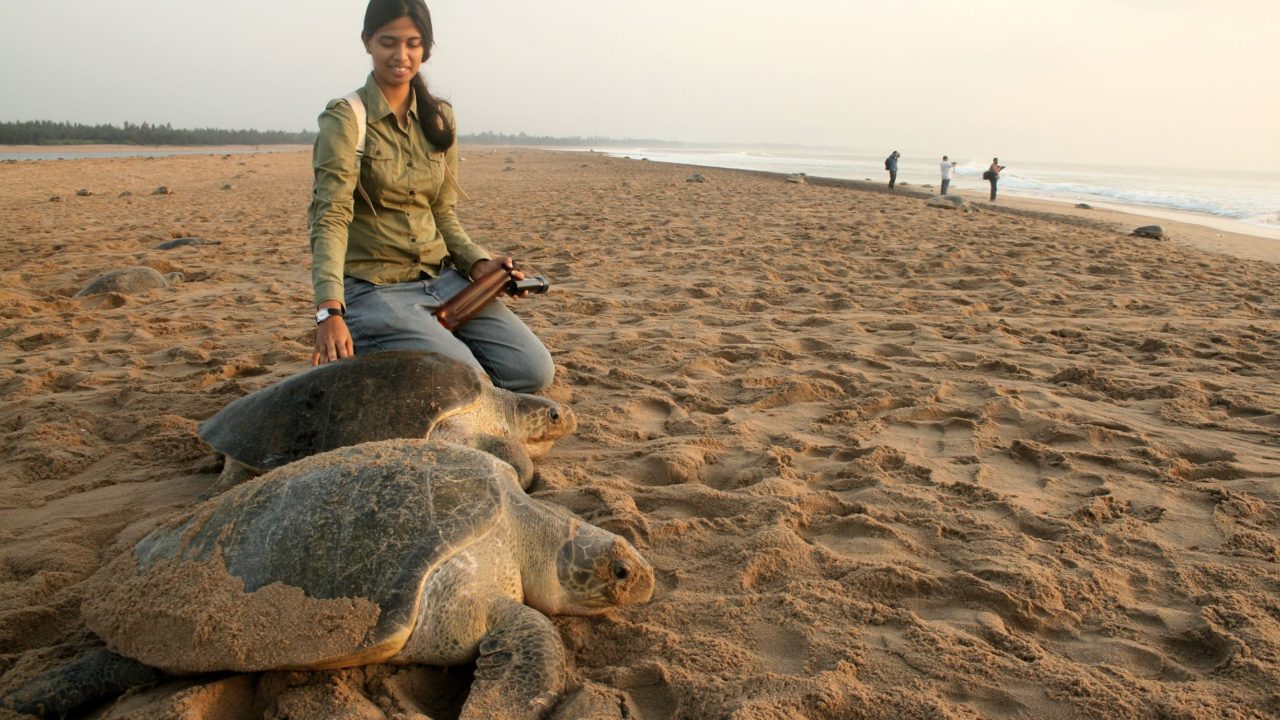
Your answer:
[588,146,1280,241]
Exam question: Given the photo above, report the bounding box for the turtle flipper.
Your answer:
[1,645,166,718]
[475,435,534,490]
[462,600,566,720]
[199,457,258,499]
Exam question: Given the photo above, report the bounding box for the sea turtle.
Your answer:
[1132,224,1168,240]
[74,266,169,297]
[198,350,576,494]
[3,440,654,719]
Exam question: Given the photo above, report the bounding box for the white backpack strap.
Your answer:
[443,162,470,203]
[340,91,376,216]
[342,91,367,158]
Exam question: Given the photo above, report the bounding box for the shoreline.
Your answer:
[560,148,1278,264]
[3,142,1274,264]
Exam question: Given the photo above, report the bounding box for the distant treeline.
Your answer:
[0,120,679,149]
[0,120,316,146]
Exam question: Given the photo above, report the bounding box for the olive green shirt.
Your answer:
[308,74,490,307]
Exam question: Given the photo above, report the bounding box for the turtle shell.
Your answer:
[198,351,487,472]
[81,440,515,673]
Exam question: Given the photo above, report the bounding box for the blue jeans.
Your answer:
[342,271,555,393]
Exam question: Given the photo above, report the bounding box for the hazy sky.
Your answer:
[2,0,1276,169]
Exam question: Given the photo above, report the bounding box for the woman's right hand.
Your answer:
[313,315,354,366]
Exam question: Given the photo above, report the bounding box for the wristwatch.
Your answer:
[315,307,345,325]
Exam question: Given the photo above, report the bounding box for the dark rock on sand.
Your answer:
[75,267,169,297]
[155,237,221,251]
[49,196,63,203]
[1132,225,1167,240]
[76,189,93,197]
[152,186,173,195]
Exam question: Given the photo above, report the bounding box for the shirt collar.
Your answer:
[362,73,419,121]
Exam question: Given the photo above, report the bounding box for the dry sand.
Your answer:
[1,148,1278,719]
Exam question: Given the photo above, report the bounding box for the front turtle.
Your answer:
[5,440,653,719]
[197,350,576,493]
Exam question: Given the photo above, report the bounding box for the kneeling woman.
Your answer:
[309,0,553,394]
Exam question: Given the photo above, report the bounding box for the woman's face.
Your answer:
[364,16,425,90]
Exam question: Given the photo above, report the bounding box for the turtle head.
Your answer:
[544,521,653,615]
[510,395,577,457]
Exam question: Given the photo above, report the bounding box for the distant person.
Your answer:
[885,151,901,190]
[939,155,957,195]
[984,157,1006,201]
[308,0,553,392]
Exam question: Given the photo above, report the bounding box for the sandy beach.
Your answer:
[1,147,1278,719]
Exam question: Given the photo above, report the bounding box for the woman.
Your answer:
[308,0,554,393]
[986,157,1005,201]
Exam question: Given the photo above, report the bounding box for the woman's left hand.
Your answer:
[470,256,530,298]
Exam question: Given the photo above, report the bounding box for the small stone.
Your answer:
[152,186,173,195]
[76,189,93,197]
[503,166,515,172]
[221,184,234,190]
[119,191,133,197]
[49,196,63,202]
[686,173,706,183]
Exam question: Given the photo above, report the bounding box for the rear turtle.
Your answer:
[5,440,653,719]
[198,350,575,493]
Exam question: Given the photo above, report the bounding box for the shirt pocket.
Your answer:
[423,149,448,201]
[361,150,401,204]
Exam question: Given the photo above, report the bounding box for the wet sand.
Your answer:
[1,147,1278,718]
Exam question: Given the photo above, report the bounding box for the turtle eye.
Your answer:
[548,408,560,423]
[611,560,630,581]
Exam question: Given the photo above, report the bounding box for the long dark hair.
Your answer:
[362,0,455,149]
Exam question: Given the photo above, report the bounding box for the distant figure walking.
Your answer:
[939,155,957,195]
[885,151,900,190]
[983,157,1005,201]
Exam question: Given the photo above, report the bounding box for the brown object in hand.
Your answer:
[435,266,513,331]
